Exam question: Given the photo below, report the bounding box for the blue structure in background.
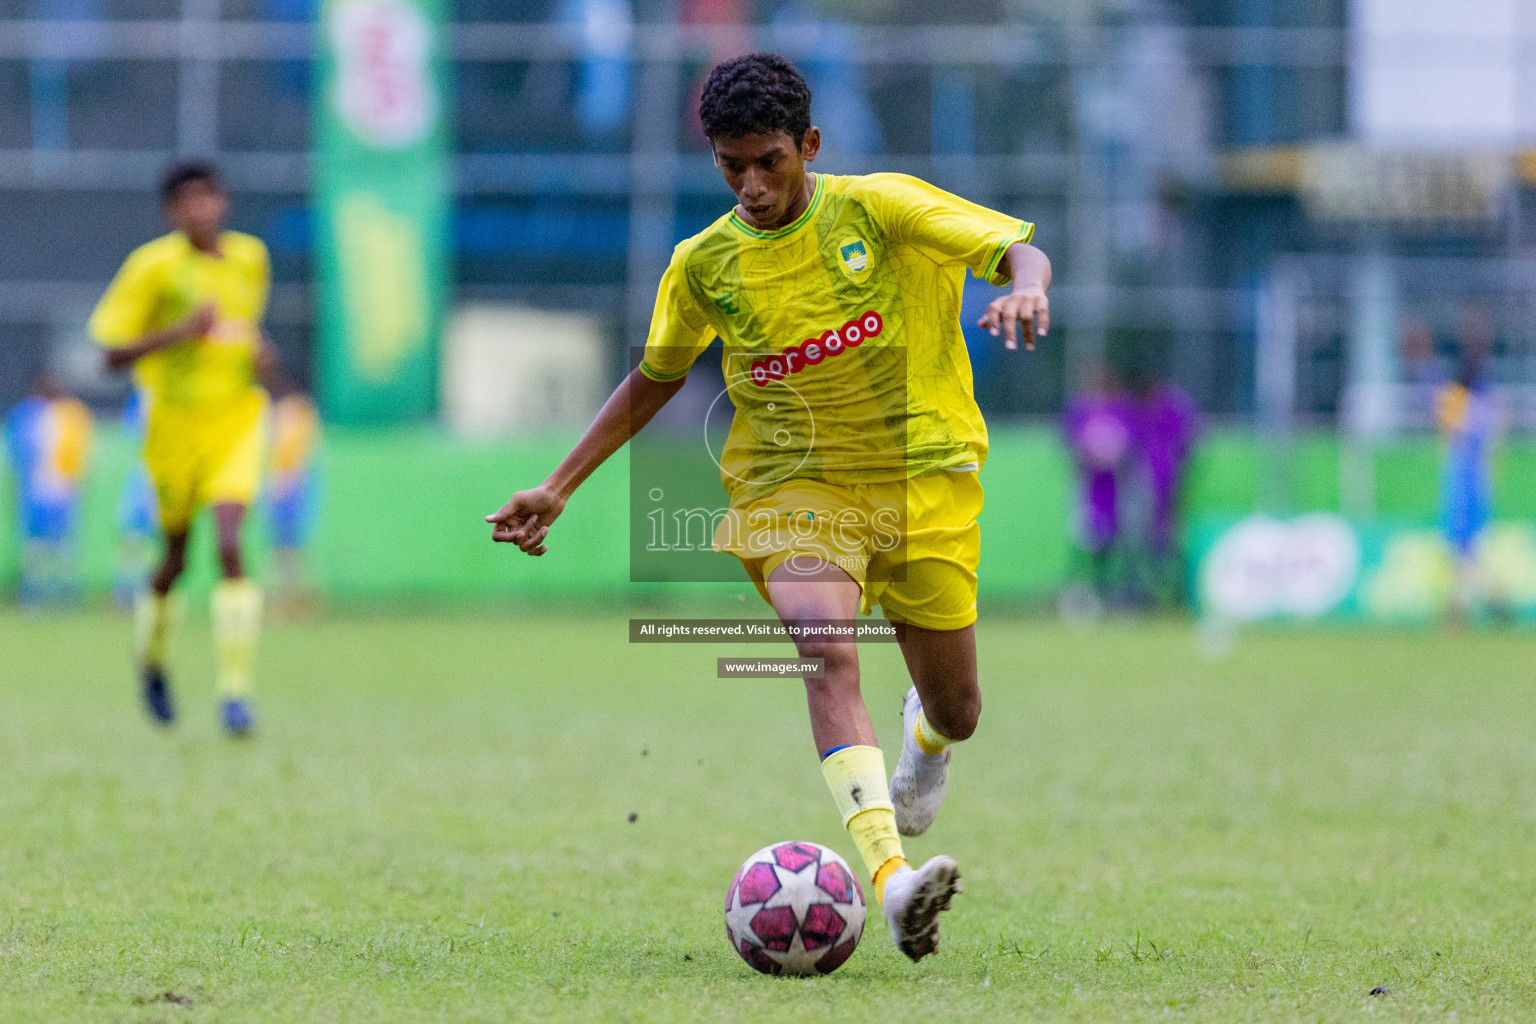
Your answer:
[771,2,884,162]
[28,0,99,155]
[560,0,634,141]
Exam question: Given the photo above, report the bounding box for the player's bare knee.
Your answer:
[929,691,980,741]
[794,637,858,682]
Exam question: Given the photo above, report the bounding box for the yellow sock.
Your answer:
[820,745,908,903]
[212,580,263,699]
[914,709,955,756]
[134,592,178,669]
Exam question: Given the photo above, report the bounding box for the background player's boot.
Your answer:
[141,665,175,725]
[221,698,254,737]
[891,686,950,836]
[882,854,961,962]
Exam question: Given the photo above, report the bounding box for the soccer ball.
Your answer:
[724,840,866,976]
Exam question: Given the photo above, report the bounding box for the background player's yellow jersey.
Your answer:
[89,230,271,413]
[639,172,1031,501]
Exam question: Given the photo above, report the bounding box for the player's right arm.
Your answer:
[486,244,713,556]
[100,306,218,371]
[90,244,216,371]
[485,369,687,554]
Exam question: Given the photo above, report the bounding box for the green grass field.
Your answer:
[4,607,1536,1023]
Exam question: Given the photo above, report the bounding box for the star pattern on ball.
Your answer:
[726,854,856,972]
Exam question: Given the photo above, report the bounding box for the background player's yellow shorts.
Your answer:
[715,469,983,631]
[143,391,268,534]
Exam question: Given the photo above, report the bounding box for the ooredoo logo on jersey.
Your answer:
[749,311,885,386]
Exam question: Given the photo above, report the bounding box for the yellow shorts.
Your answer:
[143,392,268,534]
[715,469,983,631]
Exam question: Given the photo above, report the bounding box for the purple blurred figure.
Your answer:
[1061,364,1138,606]
[1132,372,1200,600]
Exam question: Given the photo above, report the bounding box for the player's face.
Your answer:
[712,128,821,230]
[165,179,228,244]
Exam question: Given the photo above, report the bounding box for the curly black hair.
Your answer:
[160,159,222,205]
[699,53,812,144]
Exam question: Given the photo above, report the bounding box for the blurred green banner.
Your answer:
[313,0,450,424]
[1191,515,1536,625]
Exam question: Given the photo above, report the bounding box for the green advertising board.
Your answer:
[314,0,450,424]
[1190,514,1536,625]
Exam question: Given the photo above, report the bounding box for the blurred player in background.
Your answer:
[266,377,322,619]
[1061,363,1135,612]
[90,160,274,736]
[1132,371,1199,606]
[1435,312,1502,620]
[488,54,1051,962]
[112,388,159,611]
[3,371,93,606]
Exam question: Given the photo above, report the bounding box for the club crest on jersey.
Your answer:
[714,293,741,316]
[837,238,872,282]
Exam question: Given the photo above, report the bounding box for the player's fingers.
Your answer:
[509,512,541,540]
[1036,302,1050,337]
[492,513,535,542]
[518,525,550,553]
[1003,304,1019,350]
[529,544,548,556]
[485,500,521,524]
[977,306,999,335]
[492,517,528,541]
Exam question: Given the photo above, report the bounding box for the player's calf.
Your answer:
[891,686,959,836]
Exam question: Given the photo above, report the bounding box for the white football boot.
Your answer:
[890,686,950,836]
[882,855,962,962]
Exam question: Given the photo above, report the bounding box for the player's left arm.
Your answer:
[978,243,1052,352]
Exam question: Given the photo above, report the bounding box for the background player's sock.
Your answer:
[134,591,178,668]
[212,580,263,699]
[914,708,956,756]
[820,744,908,902]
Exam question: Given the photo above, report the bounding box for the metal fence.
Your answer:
[4,9,1529,424]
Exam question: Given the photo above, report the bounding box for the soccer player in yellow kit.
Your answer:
[487,54,1051,961]
[91,161,273,736]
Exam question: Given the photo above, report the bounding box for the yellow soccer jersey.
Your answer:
[639,172,1031,501]
[89,230,271,412]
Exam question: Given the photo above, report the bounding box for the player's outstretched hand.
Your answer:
[486,485,566,555]
[978,286,1049,351]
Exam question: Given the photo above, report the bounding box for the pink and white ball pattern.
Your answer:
[724,841,866,976]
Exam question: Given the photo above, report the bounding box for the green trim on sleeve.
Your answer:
[981,222,1035,285]
[638,359,690,383]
